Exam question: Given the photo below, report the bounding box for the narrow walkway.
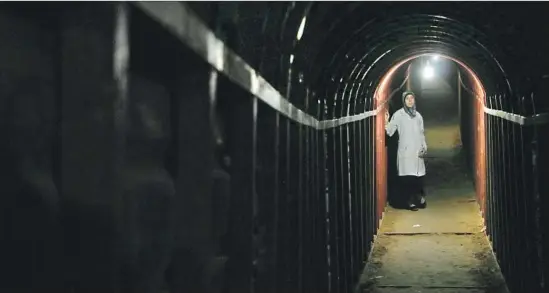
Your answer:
[357,122,510,293]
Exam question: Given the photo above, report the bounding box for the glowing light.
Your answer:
[432,55,439,61]
[296,16,307,41]
[290,54,294,64]
[423,65,435,80]
[374,53,486,105]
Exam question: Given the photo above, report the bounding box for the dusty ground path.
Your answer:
[356,121,510,293]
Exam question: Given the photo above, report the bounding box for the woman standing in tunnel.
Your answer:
[385,91,428,211]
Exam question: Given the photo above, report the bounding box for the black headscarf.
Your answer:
[402,91,417,118]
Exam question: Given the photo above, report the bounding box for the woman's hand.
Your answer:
[418,148,427,158]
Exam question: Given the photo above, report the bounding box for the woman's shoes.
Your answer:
[408,196,426,211]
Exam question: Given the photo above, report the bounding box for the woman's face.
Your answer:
[405,95,415,107]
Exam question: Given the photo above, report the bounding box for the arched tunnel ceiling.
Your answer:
[187,2,549,117]
[301,2,546,106]
[304,2,545,76]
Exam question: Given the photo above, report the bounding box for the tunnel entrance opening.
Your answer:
[373,53,488,220]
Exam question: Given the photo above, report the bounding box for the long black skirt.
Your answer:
[399,175,425,205]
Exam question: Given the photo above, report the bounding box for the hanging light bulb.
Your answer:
[423,64,435,80]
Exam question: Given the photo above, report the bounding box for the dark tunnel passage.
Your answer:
[1,2,548,293]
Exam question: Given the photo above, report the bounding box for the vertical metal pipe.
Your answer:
[457,69,462,124]
[272,111,280,293]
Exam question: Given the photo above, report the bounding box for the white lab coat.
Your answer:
[385,108,427,177]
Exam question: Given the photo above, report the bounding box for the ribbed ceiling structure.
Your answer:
[188,2,548,117]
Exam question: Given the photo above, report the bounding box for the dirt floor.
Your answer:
[355,120,510,293]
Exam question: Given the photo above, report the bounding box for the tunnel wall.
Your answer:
[459,71,548,293]
[0,3,384,293]
[324,116,380,293]
[0,7,62,289]
[374,76,390,220]
[459,70,487,214]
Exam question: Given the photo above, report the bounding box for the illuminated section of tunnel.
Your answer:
[246,7,519,291]
[309,9,519,237]
[314,13,511,235]
[372,53,488,217]
[303,7,546,293]
[225,4,547,292]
